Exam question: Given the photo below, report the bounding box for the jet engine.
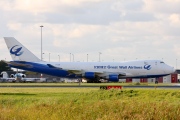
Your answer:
[20,74,26,78]
[11,73,26,78]
[83,72,95,79]
[107,75,119,82]
[10,74,15,78]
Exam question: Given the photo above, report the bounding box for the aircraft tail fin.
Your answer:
[1,72,8,79]
[4,37,41,62]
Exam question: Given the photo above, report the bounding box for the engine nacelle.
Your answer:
[10,74,15,78]
[15,73,26,78]
[11,73,26,78]
[21,74,26,78]
[83,72,95,79]
[108,75,119,82]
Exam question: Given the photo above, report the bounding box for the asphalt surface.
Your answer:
[0,85,180,89]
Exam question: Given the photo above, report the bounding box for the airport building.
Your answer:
[130,74,178,83]
[129,70,180,83]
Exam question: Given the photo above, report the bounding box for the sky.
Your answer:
[0,0,180,68]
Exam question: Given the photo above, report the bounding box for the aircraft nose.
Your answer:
[172,67,176,73]
[168,66,176,74]
[165,66,175,74]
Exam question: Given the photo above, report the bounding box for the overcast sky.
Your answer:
[0,0,180,68]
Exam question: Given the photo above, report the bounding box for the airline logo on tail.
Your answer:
[10,45,24,56]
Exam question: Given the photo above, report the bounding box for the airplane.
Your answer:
[3,37,175,83]
[0,71,25,82]
[0,71,40,82]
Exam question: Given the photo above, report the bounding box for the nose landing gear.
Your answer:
[155,78,159,84]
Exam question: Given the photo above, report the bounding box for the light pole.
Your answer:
[176,59,177,69]
[87,54,88,62]
[49,53,50,62]
[40,25,44,61]
[42,53,45,61]
[58,55,60,62]
[70,53,71,62]
[72,54,74,62]
[99,52,102,62]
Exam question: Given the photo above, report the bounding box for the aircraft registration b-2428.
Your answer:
[4,37,175,82]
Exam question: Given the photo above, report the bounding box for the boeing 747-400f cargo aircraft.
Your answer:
[4,37,175,82]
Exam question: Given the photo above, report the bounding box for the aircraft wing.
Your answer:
[96,71,127,78]
[47,64,105,74]
[47,64,126,76]
[47,64,82,74]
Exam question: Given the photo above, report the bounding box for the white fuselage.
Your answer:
[41,60,175,78]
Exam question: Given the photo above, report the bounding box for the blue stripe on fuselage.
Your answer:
[8,61,76,78]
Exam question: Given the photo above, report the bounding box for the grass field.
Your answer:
[0,87,180,120]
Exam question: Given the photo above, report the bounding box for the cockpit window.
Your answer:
[160,62,164,64]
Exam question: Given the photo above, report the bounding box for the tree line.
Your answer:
[0,60,12,73]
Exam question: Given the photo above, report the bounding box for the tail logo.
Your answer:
[144,64,151,70]
[10,45,24,56]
